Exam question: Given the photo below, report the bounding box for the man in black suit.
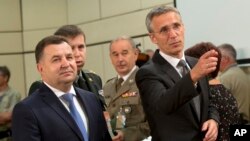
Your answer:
[29,25,106,110]
[135,6,219,141]
[12,35,111,141]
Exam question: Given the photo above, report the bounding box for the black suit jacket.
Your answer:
[78,70,106,110]
[12,83,111,141]
[135,50,219,141]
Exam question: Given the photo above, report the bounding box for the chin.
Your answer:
[77,64,84,69]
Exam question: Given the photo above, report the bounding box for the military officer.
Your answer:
[103,36,150,141]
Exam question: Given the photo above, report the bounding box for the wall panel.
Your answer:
[0,0,21,31]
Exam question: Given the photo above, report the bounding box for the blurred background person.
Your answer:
[185,42,241,141]
[103,36,150,141]
[218,43,250,124]
[0,66,21,141]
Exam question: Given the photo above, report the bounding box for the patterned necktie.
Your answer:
[178,60,201,120]
[62,94,89,141]
[116,77,124,91]
[178,59,189,77]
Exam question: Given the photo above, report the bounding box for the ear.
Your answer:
[36,63,43,74]
[149,33,158,44]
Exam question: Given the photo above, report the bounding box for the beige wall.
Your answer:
[2,0,250,99]
[0,0,173,98]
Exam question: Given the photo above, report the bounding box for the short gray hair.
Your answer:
[217,43,237,60]
[146,5,182,33]
[109,35,136,50]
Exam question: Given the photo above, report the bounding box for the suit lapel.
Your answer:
[186,56,209,122]
[82,71,99,95]
[153,52,203,123]
[104,79,117,107]
[40,84,84,140]
[153,50,181,84]
[75,88,96,141]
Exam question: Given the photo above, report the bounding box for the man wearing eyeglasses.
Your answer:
[135,5,219,141]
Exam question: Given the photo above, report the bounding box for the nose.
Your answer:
[117,54,124,62]
[61,57,70,68]
[73,48,80,58]
[168,28,177,38]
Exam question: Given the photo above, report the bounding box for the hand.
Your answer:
[202,119,218,141]
[112,130,124,141]
[190,50,218,82]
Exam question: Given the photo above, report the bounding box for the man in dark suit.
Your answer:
[12,35,111,141]
[29,25,106,110]
[135,6,219,141]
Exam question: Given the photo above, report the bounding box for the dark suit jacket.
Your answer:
[79,70,102,95]
[79,70,106,110]
[135,50,219,141]
[12,83,111,141]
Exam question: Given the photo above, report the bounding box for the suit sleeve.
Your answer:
[12,102,41,141]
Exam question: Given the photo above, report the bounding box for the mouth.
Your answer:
[60,70,74,76]
[170,41,181,47]
[76,60,83,65]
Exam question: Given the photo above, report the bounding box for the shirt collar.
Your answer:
[118,65,137,82]
[159,51,186,68]
[43,81,76,98]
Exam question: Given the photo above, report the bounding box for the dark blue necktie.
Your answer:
[62,93,89,141]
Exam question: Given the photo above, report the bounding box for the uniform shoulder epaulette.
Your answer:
[83,69,96,74]
[106,77,116,83]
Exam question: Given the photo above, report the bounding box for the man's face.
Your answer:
[67,35,86,73]
[37,42,77,88]
[110,40,138,76]
[149,12,185,58]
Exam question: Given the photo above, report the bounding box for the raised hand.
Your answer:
[190,50,218,83]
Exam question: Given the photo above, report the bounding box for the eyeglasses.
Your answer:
[153,23,182,36]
